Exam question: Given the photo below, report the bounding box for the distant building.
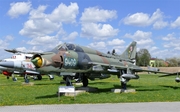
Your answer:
[149,58,169,67]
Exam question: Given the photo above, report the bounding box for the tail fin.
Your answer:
[121,41,137,60]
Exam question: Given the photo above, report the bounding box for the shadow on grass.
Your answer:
[35,83,62,86]
[136,88,166,91]
[89,81,113,85]
[81,84,141,93]
[114,84,167,92]
[113,84,142,89]
[160,85,180,90]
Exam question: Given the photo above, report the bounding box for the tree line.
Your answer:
[136,49,180,67]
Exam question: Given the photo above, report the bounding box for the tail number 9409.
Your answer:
[64,57,77,67]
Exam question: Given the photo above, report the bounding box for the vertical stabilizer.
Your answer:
[121,41,137,60]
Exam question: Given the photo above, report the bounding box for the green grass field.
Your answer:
[0,73,180,106]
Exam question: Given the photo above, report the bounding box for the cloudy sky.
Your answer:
[0,0,180,60]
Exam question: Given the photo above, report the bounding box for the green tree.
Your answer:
[136,49,151,66]
[165,57,178,67]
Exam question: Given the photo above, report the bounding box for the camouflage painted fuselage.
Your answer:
[32,42,140,75]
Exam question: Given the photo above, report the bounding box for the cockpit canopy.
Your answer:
[52,43,84,52]
[51,43,104,56]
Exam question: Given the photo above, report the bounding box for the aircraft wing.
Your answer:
[159,72,180,77]
[132,69,171,74]
[4,49,53,55]
[88,62,127,69]
[5,49,19,53]
[88,61,171,74]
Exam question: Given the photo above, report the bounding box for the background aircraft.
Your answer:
[30,41,167,89]
[0,49,54,82]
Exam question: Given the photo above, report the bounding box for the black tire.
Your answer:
[37,75,42,80]
[66,77,71,86]
[82,76,88,87]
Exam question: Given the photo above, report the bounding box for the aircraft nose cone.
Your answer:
[31,57,42,68]
[0,61,14,68]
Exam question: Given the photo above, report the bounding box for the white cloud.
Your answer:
[125,30,152,39]
[108,38,125,46]
[162,33,180,51]
[80,7,118,40]
[81,23,119,40]
[7,1,31,18]
[124,30,153,47]
[151,49,168,59]
[163,40,180,49]
[19,3,78,39]
[80,7,117,23]
[88,41,106,50]
[49,2,79,23]
[16,47,27,51]
[150,46,158,52]
[153,20,168,29]
[0,40,8,49]
[62,32,78,40]
[123,12,150,26]
[123,9,166,28]
[18,3,79,53]
[19,19,61,38]
[136,38,153,46]
[27,36,59,46]
[0,35,14,50]
[29,5,47,19]
[162,33,176,41]
[5,35,14,41]
[171,16,180,28]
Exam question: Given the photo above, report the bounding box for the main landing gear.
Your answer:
[63,74,89,87]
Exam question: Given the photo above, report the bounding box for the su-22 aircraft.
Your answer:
[31,41,165,89]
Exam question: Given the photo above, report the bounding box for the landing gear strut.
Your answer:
[82,75,88,87]
[24,74,29,83]
[12,74,17,81]
[65,76,72,86]
[121,82,127,90]
[120,76,128,90]
[49,74,54,80]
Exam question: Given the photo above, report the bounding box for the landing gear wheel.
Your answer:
[37,75,42,80]
[24,75,29,83]
[65,77,72,86]
[82,76,88,87]
[49,75,54,80]
[12,77,17,81]
[25,79,29,83]
[121,82,127,90]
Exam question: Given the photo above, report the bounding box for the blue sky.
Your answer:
[0,0,180,60]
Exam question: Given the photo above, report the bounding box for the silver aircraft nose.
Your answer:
[0,61,14,68]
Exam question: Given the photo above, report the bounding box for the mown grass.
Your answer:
[0,73,180,106]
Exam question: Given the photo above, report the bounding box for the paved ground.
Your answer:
[0,102,180,112]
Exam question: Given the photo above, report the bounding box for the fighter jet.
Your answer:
[0,49,52,82]
[30,41,170,89]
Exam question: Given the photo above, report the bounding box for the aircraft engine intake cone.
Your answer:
[31,57,42,68]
